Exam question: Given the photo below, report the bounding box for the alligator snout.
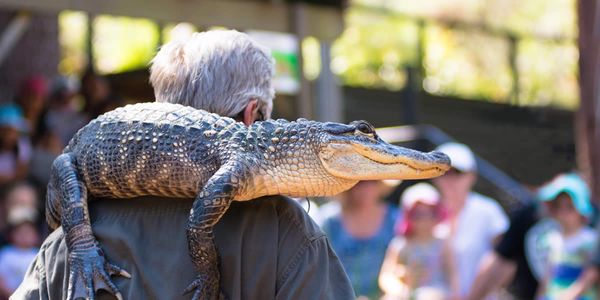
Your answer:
[427,151,451,166]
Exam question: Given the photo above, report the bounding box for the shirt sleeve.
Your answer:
[486,198,509,238]
[275,234,355,300]
[495,203,537,260]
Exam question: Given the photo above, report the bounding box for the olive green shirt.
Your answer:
[12,196,354,299]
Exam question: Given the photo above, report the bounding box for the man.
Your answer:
[433,142,509,299]
[13,30,355,299]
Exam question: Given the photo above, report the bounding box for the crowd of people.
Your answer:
[312,143,600,300]
[0,70,124,298]
[0,29,599,300]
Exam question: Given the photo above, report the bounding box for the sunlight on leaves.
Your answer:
[92,15,159,74]
[423,25,513,102]
[517,39,579,109]
[332,7,418,90]
[58,11,88,76]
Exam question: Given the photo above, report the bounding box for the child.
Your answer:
[379,183,459,300]
[0,207,40,298]
[536,173,597,300]
[0,104,32,185]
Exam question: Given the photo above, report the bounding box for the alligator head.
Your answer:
[316,120,451,181]
[244,119,451,199]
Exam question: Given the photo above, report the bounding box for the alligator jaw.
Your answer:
[319,141,451,180]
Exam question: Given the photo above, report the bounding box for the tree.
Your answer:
[576,0,600,201]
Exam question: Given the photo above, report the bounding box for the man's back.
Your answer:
[13,196,354,299]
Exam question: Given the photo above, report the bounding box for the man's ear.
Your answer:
[243,99,260,127]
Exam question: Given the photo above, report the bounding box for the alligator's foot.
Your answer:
[67,246,131,300]
[183,274,224,300]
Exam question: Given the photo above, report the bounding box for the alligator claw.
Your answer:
[66,246,129,300]
[183,275,224,300]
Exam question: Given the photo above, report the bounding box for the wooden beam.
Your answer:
[0,11,30,67]
[576,0,600,202]
[0,0,342,41]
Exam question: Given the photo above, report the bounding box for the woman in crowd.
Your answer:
[322,180,400,299]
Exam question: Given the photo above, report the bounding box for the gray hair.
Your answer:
[150,30,275,118]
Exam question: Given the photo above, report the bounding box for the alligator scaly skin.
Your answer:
[48,102,451,299]
[46,102,361,300]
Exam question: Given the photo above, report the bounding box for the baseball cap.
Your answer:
[0,104,29,132]
[537,173,592,219]
[401,182,441,210]
[435,142,477,173]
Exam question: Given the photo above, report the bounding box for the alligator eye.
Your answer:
[356,122,374,135]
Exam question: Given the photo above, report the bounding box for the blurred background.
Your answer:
[0,0,598,299]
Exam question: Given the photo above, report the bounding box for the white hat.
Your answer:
[435,142,477,173]
[401,183,441,209]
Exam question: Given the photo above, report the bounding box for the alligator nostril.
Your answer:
[429,151,451,165]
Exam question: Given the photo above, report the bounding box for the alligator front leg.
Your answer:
[184,162,244,300]
[49,153,130,300]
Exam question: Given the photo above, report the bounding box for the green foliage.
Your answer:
[58,11,88,76]
[92,15,159,74]
[423,25,513,102]
[58,0,580,109]
[331,7,419,91]
[333,0,579,109]
[517,39,579,109]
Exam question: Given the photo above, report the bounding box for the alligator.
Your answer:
[46,102,451,300]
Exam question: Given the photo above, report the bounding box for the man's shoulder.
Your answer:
[225,196,324,241]
[468,192,506,214]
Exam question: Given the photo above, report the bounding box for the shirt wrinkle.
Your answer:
[274,198,329,288]
[278,234,328,288]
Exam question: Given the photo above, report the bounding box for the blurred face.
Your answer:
[407,203,438,235]
[547,193,585,230]
[433,168,475,210]
[6,185,38,212]
[0,126,19,149]
[10,222,39,249]
[20,92,46,117]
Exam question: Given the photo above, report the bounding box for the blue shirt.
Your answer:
[322,204,399,298]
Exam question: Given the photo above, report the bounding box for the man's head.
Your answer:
[432,142,477,211]
[150,30,275,125]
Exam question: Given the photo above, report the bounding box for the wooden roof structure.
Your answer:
[0,0,343,41]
